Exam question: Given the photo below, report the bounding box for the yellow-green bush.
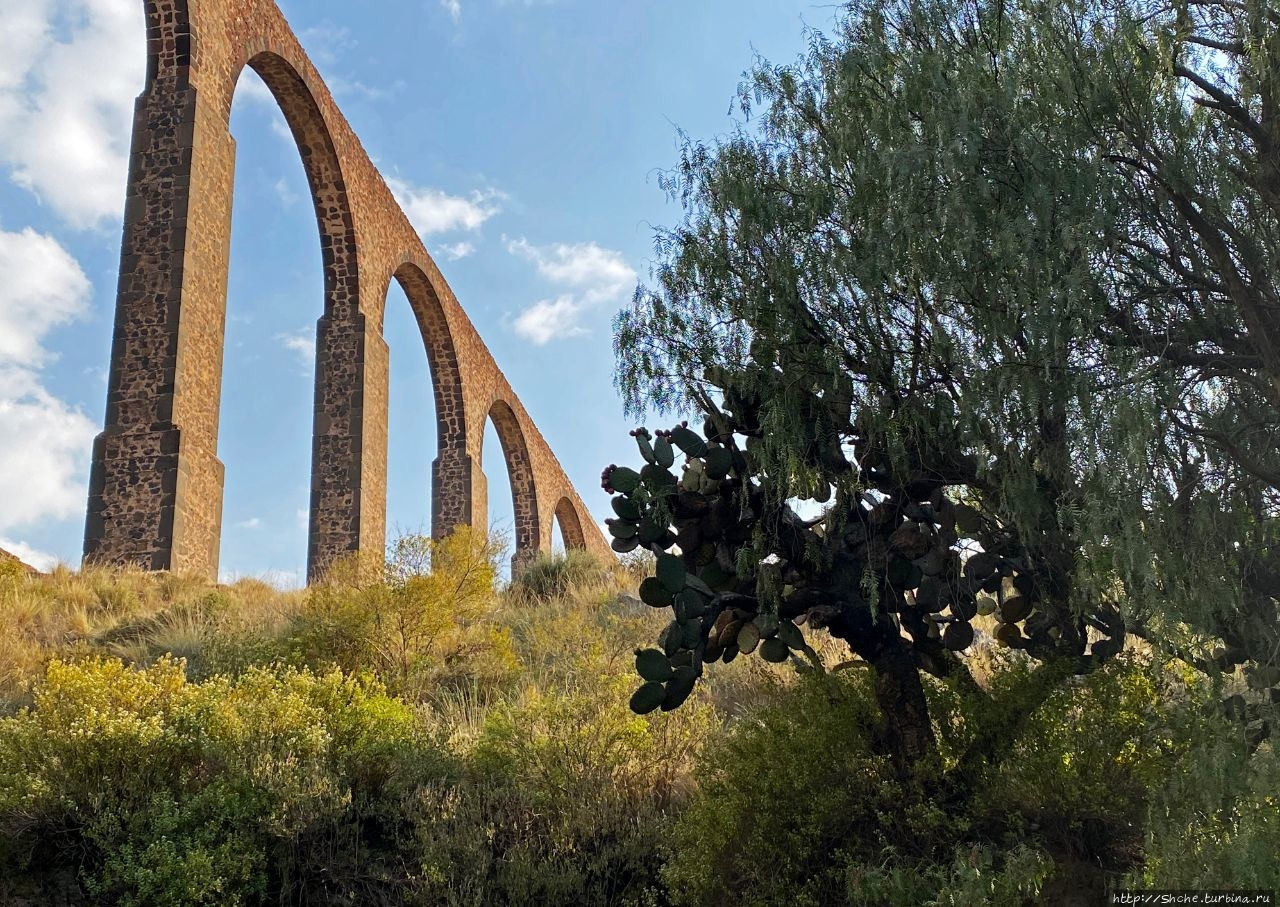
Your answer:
[473,671,714,809]
[290,527,520,703]
[411,671,715,907]
[0,567,306,712]
[661,670,920,907]
[0,657,447,906]
[7,544,1267,903]
[508,548,617,603]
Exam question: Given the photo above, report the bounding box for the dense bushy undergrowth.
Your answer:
[0,534,1275,905]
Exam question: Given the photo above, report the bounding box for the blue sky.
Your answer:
[0,0,838,583]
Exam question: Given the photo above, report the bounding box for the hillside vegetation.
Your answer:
[0,534,1275,905]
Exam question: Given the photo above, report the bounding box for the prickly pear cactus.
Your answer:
[606,383,1129,713]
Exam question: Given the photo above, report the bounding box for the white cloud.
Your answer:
[0,0,145,230]
[0,538,60,572]
[265,568,306,589]
[439,241,475,261]
[236,68,275,105]
[231,68,297,146]
[0,229,97,534]
[274,177,300,207]
[329,77,392,102]
[440,0,462,22]
[512,296,586,345]
[235,517,263,530]
[386,177,504,237]
[505,238,636,343]
[0,228,91,367]
[270,117,294,143]
[0,5,51,113]
[0,366,96,533]
[276,330,316,370]
[506,238,636,303]
[299,22,355,67]
[217,566,304,588]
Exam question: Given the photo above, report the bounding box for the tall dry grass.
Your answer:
[0,565,307,712]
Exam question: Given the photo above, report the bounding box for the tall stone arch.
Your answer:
[554,497,587,551]
[86,0,612,581]
[383,260,475,542]
[484,399,540,572]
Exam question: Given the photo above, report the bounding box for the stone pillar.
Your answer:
[432,451,484,540]
[84,81,234,579]
[307,312,387,582]
[510,485,545,577]
[511,546,540,577]
[358,327,389,567]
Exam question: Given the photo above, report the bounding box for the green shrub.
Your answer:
[509,549,615,603]
[0,657,448,905]
[407,672,713,906]
[662,657,1192,906]
[840,843,1053,907]
[662,670,923,907]
[410,778,669,907]
[965,655,1181,873]
[290,527,519,703]
[1128,694,1280,889]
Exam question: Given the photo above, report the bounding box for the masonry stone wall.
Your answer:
[85,0,612,582]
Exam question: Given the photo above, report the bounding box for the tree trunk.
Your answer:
[869,645,938,778]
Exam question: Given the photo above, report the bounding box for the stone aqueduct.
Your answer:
[84,0,612,581]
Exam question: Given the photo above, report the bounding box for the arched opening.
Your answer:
[383,278,437,551]
[485,400,539,576]
[553,497,587,553]
[99,1,609,582]
[482,419,516,578]
[226,51,361,583]
[389,262,469,544]
[216,66,320,585]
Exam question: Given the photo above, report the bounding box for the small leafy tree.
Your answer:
[295,527,516,698]
[609,0,1279,793]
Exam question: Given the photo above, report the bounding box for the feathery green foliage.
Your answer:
[611,0,1279,783]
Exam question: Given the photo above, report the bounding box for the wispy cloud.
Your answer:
[274,177,300,207]
[330,76,399,103]
[276,330,316,373]
[298,22,356,67]
[506,238,636,303]
[235,517,263,530]
[512,296,588,345]
[440,0,462,24]
[236,68,275,105]
[505,238,636,344]
[387,177,504,237]
[233,69,296,143]
[438,241,476,261]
